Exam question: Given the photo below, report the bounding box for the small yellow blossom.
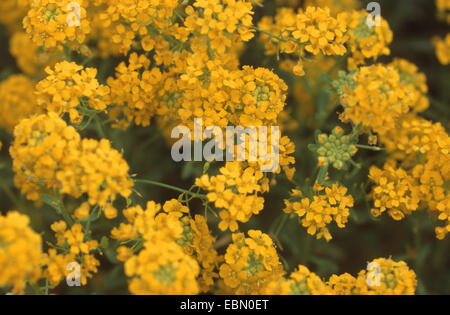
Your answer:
[219,230,284,294]
[0,211,43,294]
[284,183,354,241]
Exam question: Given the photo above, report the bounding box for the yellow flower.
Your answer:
[304,0,360,16]
[10,113,133,215]
[369,163,421,221]
[379,115,449,239]
[37,61,110,124]
[328,273,358,295]
[107,53,161,127]
[126,240,200,295]
[196,162,265,232]
[23,0,91,50]
[0,211,43,294]
[433,33,450,65]
[258,6,348,76]
[340,10,393,70]
[339,64,415,136]
[436,0,450,24]
[44,221,100,286]
[10,31,58,76]
[389,59,429,113]
[184,0,255,54]
[265,265,332,295]
[355,258,417,295]
[284,183,354,241]
[219,230,284,294]
[112,199,220,293]
[0,75,41,132]
[328,258,417,295]
[0,0,31,32]
[91,0,181,56]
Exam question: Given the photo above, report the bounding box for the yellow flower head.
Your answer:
[389,59,429,113]
[339,64,415,136]
[37,61,110,124]
[355,258,417,295]
[258,6,348,76]
[10,113,133,214]
[433,33,450,65]
[0,0,31,32]
[369,163,420,221]
[340,10,393,69]
[265,265,332,295]
[10,31,58,76]
[196,162,265,232]
[23,0,91,50]
[0,75,41,132]
[219,230,284,294]
[125,240,200,295]
[284,183,354,241]
[0,211,43,294]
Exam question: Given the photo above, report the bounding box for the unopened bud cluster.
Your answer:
[331,70,356,96]
[312,127,358,170]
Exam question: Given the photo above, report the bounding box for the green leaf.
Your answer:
[100,236,109,250]
[317,166,328,184]
[321,73,332,85]
[308,144,318,152]
[41,194,58,210]
[203,161,210,174]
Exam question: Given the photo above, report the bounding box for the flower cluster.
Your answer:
[369,163,421,221]
[106,54,161,128]
[219,230,284,294]
[184,0,255,52]
[436,0,450,24]
[329,258,417,295]
[0,211,43,294]
[111,199,220,294]
[23,0,91,50]
[0,0,447,296]
[0,0,31,32]
[304,0,360,16]
[389,58,430,113]
[43,221,100,286]
[258,6,348,76]
[284,183,354,241]
[196,162,266,232]
[10,113,133,217]
[433,33,450,65]
[309,126,358,170]
[265,265,332,295]
[92,0,182,56]
[9,31,57,76]
[375,115,450,238]
[0,75,40,132]
[340,10,393,70]
[338,64,416,136]
[36,61,110,124]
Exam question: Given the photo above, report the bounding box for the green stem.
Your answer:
[55,191,74,226]
[84,205,99,240]
[93,114,107,139]
[134,179,207,200]
[43,278,49,295]
[356,144,384,151]
[274,214,290,238]
[250,26,285,42]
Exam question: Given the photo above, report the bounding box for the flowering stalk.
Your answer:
[134,179,207,200]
